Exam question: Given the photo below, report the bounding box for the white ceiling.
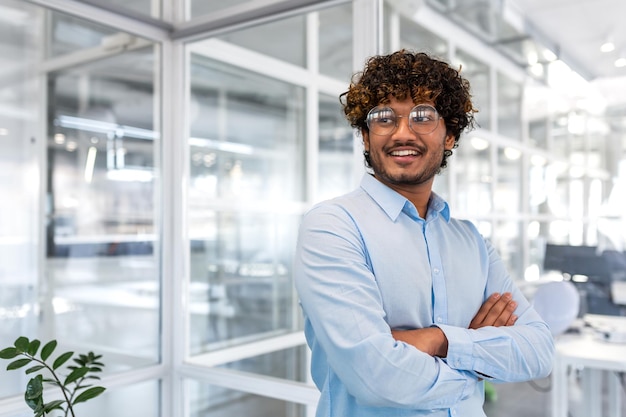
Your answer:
[510,0,626,107]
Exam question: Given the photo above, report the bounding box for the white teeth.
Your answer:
[390,150,418,156]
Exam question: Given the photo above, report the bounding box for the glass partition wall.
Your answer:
[0,1,162,415]
[0,0,43,401]
[1,0,625,417]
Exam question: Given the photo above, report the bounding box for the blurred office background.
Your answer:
[1,0,625,416]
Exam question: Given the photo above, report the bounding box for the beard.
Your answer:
[368,144,445,187]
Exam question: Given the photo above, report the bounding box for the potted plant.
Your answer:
[0,336,106,417]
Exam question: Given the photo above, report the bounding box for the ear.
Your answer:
[444,133,455,150]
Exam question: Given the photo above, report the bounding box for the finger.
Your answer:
[506,314,518,326]
[491,298,518,327]
[469,293,501,328]
[478,293,514,327]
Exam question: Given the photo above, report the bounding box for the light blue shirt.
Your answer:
[294,174,554,417]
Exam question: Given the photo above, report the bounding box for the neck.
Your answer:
[374,175,433,218]
[401,188,431,219]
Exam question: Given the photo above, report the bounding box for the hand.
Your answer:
[391,327,448,357]
[469,292,517,329]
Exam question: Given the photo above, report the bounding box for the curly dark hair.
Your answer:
[340,50,476,170]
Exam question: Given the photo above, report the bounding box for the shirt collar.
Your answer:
[359,173,450,222]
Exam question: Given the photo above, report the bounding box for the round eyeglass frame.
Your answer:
[365,104,441,136]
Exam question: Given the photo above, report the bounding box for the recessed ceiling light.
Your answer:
[615,57,626,68]
[601,41,615,53]
[542,49,557,62]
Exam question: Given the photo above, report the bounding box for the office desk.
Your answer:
[551,333,626,417]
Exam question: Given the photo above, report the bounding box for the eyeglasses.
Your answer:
[366,104,441,136]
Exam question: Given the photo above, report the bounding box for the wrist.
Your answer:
[432,326,448,357]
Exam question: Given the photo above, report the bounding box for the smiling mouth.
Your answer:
[390,149,420,157]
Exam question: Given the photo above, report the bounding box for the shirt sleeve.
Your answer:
[438,239,555,382]
[294,204,479,410]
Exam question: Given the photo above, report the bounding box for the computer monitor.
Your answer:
[543,243,625,316]
[543,243,610,280]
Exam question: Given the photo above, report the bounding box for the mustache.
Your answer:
[384,143,427,154]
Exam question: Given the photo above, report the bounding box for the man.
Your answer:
[294,50,554,417]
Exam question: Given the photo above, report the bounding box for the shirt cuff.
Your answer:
[437,324,475,371]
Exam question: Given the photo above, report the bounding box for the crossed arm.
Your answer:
[391,291,518,357]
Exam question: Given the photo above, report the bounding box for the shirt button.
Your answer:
[433,268,440,274]
[436,317,443,323]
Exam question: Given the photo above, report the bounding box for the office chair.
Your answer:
[532,280,580,337]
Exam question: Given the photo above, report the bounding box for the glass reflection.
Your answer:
[0,5,160,403]
[528,117,548,149]
[48,12,120,58]
[188,56,305,355]
[216,15,305,68]
[188,380,307,417]
[495,220,524,281]
[494,146,522,214]
[67,379,159,417]
[46,45,159,369]
[91,0,159,17]
[529,155,549,215]
[189,211,300,353]
[454,135,492,216]
[318,94,353,201]
[545,161,570,218]
[433,168,450,202]
[455,49,490,130]
[319,4,352,80]
[0,0,41,400]
[398,14,447,58]
[217,345,309,382]
[190,0,249,19]
[497,72,522,140]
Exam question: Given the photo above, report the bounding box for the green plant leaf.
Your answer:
[25,375,44,411]
[7,338,107,415]
[25,375,43,399]
[25,392,43,412]
[42,378,59,385]
[14,336,30,352]
[42,399,65,413]
[0,347,19,359]
[25,365,46,374]
[7,358,32,370]
[27,339,41,356]
[52,351,73,370]
[64,367,88,385]
[40,340,57,361]
[73,386,106,404]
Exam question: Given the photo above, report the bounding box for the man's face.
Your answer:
[362,96,455,190]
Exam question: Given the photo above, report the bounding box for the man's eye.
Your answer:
[373,112,395,124]
[411,111,435,123]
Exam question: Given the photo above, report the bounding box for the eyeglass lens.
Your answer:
[366,104,440,135]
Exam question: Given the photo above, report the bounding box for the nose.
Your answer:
[393,115,414,137]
